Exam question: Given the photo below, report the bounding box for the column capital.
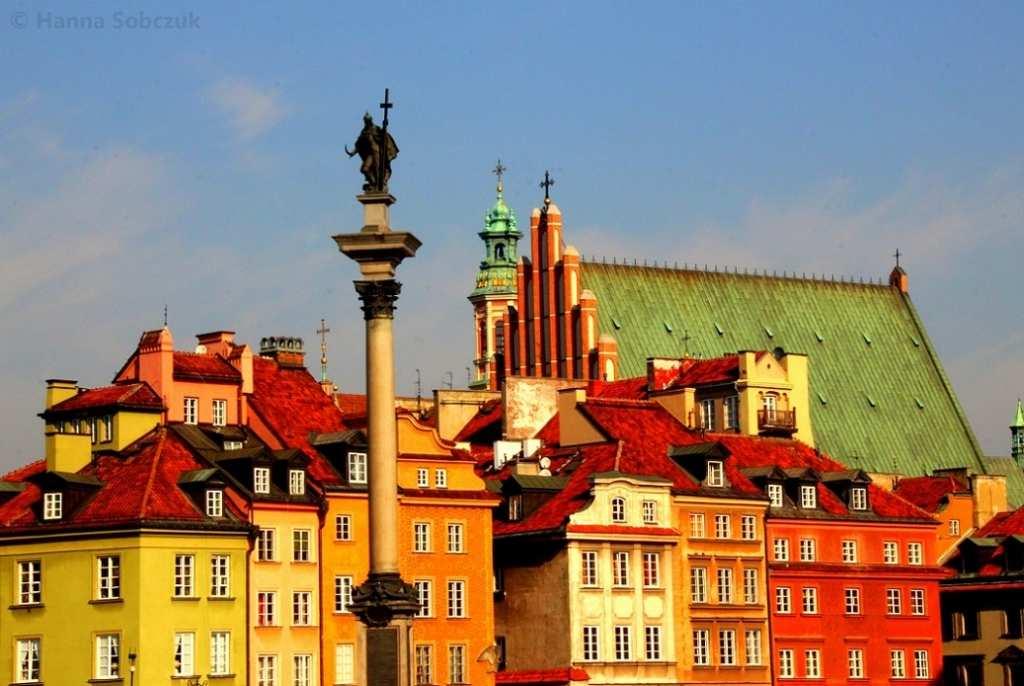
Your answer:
[350,571,420,628]
[355,280,402,320]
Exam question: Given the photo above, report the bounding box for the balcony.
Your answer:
[758,408,797,436]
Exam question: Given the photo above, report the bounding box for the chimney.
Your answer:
[260,336,306,369]
[647,357,685,392]
[45,379,78,411]
[136,327,174,399]
[195,330,236,357]
[556,386,604,446]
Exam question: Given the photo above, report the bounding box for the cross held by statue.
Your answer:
[379,88,393,130]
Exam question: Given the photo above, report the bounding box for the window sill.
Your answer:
[171,596,201,602]
[171,676,200,681]
[87,679,124,684]
[88,598,123,605]
[207,596,236,601]
[8,603,43,611]
[207,675,235,680]
[290,560,316,565]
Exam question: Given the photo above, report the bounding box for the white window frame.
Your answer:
[745,629,762,666]
[642,500,658,524]
[767,482,784,508]
[257,654,277,686]
[850,486,868,510]
[335,514,352,541]
[841,539,858,563]
[257,528,276,561]
[844,587,861,615]
[210,554,230,597]
[183,396,198,425]
[257,591,277,626]
[205,489,223,517]
[253,467,271,495]
[700,399,716,431]
[724,395,740,430]
[949,518,961,536]
[717,567,733,603]
[775,586,792,613]
[644,625,662,661]
[614,625,632,661]
[910,588,926,616]
[414,645,432,685]
[890,649,906,679]
[95,633,120,679]
[689,512,706,538]
[884,540,899,564]
[743,568,758,604]
[611,497,626,523]
[173,632,195,677]
[293,654,312,686]
[613,551,630,587]
[15,638,40,683]
[693,629,710,666]
[446,579,466,618]
[886,588,902,615]
[42,492,62,520]
[582,626,600,661]
[292,529,312,562]
[773,537,790,561]
[848,648,864,679]
[210,631,230,676]
[413,522,431,553]
[17,560,41,605]
[800,483,817,509]
[335,643,355,684]
[416,468,429,488]
[413,579,431,618]
[212,398,227,427]
[102,414,113,442]
[448,644,467,684]
[740,514,756,540]
[174,554,195,597]
[719,629,737,666]
[335,575,354,614]
[289,469,305,496]
[907,542,924,565]
[581,550,598,586]
[348,452,368,484]
[447,522,465,553]
[779,649,794,679]
[805,649,821,678]
[714,513,731,539]
[97,555,120,600]
[802,586,818,614]
[691,567,708,603]
[707,460,724,487]
[292,590,312,626]
[913,649,929,679]
[643,552,660,588]
[799,537,816,562]
[434,468,448,489]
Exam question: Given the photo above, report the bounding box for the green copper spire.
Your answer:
[1012,399,1024,463]
[470,161,521,300]
[1014,399,1024,428]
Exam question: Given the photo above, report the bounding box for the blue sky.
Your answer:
[2,1,1022,466]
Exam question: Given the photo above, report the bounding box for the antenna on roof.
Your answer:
[415,368,422,413]
[444,371,453,389]
[163,304,168,328]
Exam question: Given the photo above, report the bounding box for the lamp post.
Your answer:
[128,652,136,686]
[335,90,421,686]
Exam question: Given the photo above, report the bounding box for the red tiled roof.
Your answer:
[588,377,648,399]
[894,475,969,513]
[977,506,1024,537]
[46,382,163,414]
[249,357,346,484]
[0,428,246,532]
[495,667,589,684]
[566,524,679,537]
[587,355,740,400]
[673,355,740,387]
[335,393,368,419]
[454,399,503,443]
[173,352,241,382]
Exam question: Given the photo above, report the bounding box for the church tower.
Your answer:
[1012,399,1024,464]
[468,162,521,389]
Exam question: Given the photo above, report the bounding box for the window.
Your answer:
[884,541,899,564]
[335,644,355,684]
[701,399,716,430]
[910,588,926,616]
[613,551,630,586]
[173,632,194,677]
[642,500,658,524]
[850,486,868,511]
[292,591,312,625]
[254,467,271,494]
[294,654,312,686]
[802,586,818,614]
[348,452,367,484]
[886,588,902,615]
[913,650,929,679]
[844,587,861,615]
[779,649,794,678]
[717,568,734,603]
[413,579,431,617]
[841,539,858,563]
[773,537,790,561]
[293,529,312,562]
[799,537,816,561]
[223,440,243,450]
[17,560,41,605]
[211,632,230,676]
[434,469,448,489]
[15,638,40,683]
[741,514,756,540]
[643,552,660,588]
[745,629,762,665]
[447,580,466,617]
[508,495,522,521]
[102,415,113,442]
[949,519,961,536]
[90,417,98,444]
[743,568,759,604]
[98,555,120,600]
[689,512,706,538]
[257,591,277,625]
[96,634,120,679]
[707,460,724,487]
[691,567,708,603]
[724,395,740,429]
[581,551,598,586]
[448,645,466,684]
[206,489,223,517]
[212,399,227,427]
[714,513,731,538]
[42,492,62,520]
[951,611,979,640]
[416,468,428,488]
[614,625,632,661]
[447,523,465,553]
[414,645,432,685]
[414,522,431,552]
[611,497,626,523]
[848,648,864,679]
[907,542,923,565]
[805,649,821,678]
[719,629,737,666]
[767,483,784,508]
[211,555,230,597]
[174,554,195,597]
[183,397,198,425]
[645,626,662,660]
[800,484,817,509]
[775,586,792,613]
[257,655,277,686]
[257,528,276,561]
[289,469,305,496]
[334,576,353,613]
[890,649,906,679]
[335,514,352,541]
[693,629,710,666]
[583,626,600,661]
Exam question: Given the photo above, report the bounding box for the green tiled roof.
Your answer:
[580,262,988,480]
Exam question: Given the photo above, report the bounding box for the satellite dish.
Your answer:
[195,344,207,354]
[539,456,551,470]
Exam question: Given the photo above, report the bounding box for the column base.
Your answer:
[362,619,413,686]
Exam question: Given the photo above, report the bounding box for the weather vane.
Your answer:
[345,88,399,193]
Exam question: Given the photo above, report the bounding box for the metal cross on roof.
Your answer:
[316,318,331,383]
[540,170,555,200]
[680,329,693,357]
[379,88,393,131]
[893,248,902,268]
[163,304,168,328]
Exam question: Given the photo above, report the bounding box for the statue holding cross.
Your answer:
[346,89,399,193]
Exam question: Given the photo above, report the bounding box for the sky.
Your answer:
[1,1,1022,468]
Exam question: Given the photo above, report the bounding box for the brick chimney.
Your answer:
[195,330,236,357]
[260,336,306,369]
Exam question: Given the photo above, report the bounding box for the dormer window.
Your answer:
[289,469,305,496]
[212,399,227,427]
[417,468,429,488]
[43,492,62,520]
[642,500,658,525]
[767,483,784,508]
[183,397,198,425]
[706,460,724,488]
[611,497,627,523]
[348,452,368,484]
[435,469,448,489]
[508,495,522,521]
[253,467,271,495]
[850,487,868,511]
[90,417,98,445]
[700,399,716,431]
[800,484,817,509]
[102,415,113,442]
[205,489,223,517]
[223,440,243,451]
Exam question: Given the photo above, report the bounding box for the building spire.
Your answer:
[493,159,506,198]
[316,318,331,383]
[1012,399,1024,463]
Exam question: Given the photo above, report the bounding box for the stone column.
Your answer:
[335,193,421,686]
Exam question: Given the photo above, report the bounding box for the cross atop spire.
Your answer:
[163,304,168,328]
[540,170,555,205]
[316,318,331,383]
[893,248,902,268]
[493,159,506,195]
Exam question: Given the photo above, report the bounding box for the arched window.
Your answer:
[494,243,506,260]
[611,497,626,523]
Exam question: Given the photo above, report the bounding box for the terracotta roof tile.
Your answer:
[335,393,368,419]
[173,352,241,382]
[454,399,503,443]
[46,382,163,414]
[977,506,1024,537]
[893,475,969,513]
[495,667,589,684]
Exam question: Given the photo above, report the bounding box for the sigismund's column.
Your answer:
[334,90,421,686]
